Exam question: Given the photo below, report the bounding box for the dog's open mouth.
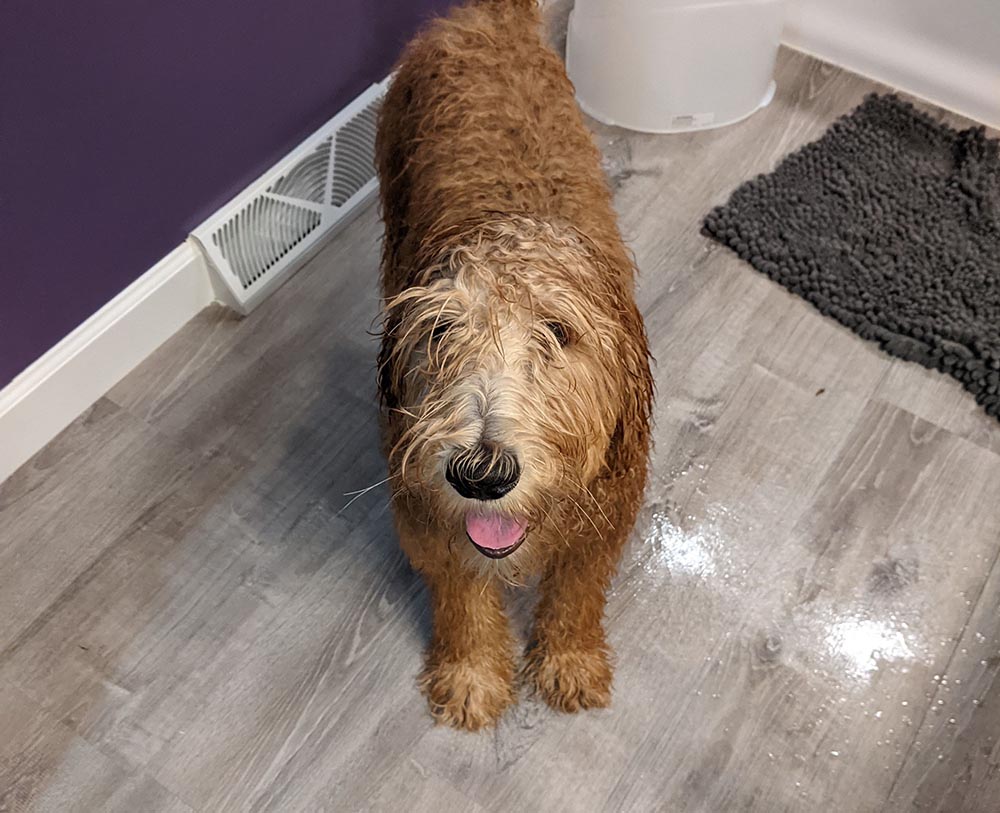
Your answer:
[465,513,528,559]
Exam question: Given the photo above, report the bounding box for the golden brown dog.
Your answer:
[375,0,653,730]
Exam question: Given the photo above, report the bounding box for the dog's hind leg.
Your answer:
[415,555,517,730]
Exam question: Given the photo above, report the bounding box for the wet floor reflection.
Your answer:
[634,502,929,690]
[820,615,917,682]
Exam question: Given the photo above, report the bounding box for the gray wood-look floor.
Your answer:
[3,38,1000,813]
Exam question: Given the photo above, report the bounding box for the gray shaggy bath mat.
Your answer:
[703,94,1000,419]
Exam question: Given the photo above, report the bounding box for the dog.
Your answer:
[375,0,653,730]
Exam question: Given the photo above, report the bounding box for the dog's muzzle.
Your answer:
[446,443,527,558]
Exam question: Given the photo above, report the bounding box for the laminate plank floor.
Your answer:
[3,41,1000,812]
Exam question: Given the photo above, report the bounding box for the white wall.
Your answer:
[783,0,1000,127]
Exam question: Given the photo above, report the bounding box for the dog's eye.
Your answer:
[545,321,570,347]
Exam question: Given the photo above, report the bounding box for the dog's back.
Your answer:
[377,0,625,293]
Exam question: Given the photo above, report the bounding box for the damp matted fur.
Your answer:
[375,0,653,730]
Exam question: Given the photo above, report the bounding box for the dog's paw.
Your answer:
[522,644,613,713]
[419,657,515,731]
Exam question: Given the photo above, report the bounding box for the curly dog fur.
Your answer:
[375,0,653,730]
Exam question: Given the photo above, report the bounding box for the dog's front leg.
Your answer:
[524,544,617,713]
[416,560,516,731]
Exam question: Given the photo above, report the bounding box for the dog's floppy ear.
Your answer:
[607,303,653,473]
[377,313,402,410]
[566,226,653,473]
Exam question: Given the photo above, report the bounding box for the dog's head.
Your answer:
[379,216,648,573]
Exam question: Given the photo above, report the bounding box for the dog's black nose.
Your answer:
[446,443,520,501]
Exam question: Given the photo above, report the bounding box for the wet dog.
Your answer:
[375,0,653,730]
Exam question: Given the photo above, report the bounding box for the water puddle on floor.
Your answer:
[626,499,931,693]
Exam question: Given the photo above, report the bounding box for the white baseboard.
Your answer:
[783,3,1000,128]
[0,241,216,484]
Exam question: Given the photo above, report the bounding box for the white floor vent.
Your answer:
[191,77,388,313]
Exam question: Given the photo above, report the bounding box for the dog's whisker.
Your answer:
[343,475,397,497]
[562,490,604,540]
[564,473,614,529]
[539,495,573,552]
[339,474,398,514]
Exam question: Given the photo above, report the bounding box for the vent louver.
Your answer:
[213,198,322,290]
[268,139,331,203]
[191,78,389,312]
[331,104,379,206]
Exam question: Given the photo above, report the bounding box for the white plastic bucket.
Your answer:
[566,0,785,133]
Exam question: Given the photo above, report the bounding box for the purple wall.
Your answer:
[0,0,453,387]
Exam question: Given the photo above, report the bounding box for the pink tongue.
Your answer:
[465,513,528,550]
